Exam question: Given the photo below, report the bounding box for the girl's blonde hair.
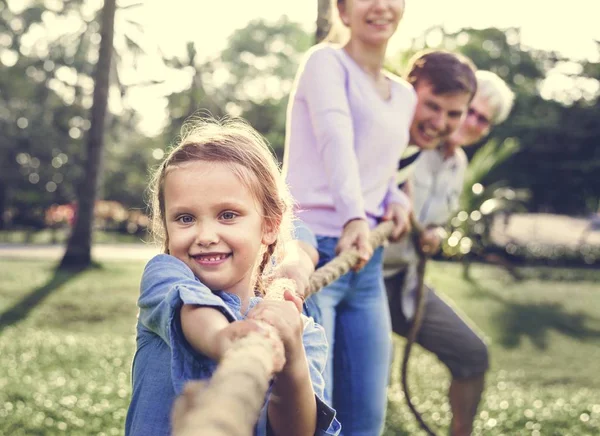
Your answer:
[149,117,294,295]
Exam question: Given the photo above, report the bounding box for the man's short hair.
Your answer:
[475,70,515,125]
[406,50,477,100]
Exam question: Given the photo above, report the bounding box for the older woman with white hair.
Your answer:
[446,70,515,150]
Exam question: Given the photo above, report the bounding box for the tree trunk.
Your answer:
[60,0,116,269]
[316,0,332,44]
[0,180,6,230]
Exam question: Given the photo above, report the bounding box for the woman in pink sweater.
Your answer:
[283,1,416,433]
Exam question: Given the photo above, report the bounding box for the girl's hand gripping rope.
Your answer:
[247,292,305,371]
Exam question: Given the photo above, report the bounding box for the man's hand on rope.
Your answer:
[247,291,305,370]
[382,202,411,242]
[337,218,373,271]
[419,227,444,255]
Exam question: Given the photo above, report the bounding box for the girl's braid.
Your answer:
[255,241,277,296]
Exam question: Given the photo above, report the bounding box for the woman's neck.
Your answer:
[343,39,388,79]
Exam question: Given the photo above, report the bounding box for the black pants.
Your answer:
[385,270,489,379]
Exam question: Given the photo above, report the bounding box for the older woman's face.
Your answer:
[447,93,494,147]
[340,0,405,47]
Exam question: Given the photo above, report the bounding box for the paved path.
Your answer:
[492,213,600,248]
[0,243,159,261]
[0,214,598,262]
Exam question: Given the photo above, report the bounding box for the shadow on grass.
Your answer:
[468,280,600,349]
[0,266,87,331]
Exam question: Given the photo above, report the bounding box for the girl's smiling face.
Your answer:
[164,160,276,298]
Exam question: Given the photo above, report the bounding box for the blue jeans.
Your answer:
[307,236,392,436]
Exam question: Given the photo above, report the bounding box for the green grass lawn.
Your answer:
[0,258,599,435]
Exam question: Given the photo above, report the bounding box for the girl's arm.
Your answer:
[268,353,317,436]
[180,306,261,361]
[138,254,235,349]
[248,293,317,436]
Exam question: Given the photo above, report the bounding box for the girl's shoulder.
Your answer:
[146,253,188,268]
[143,254,197,281]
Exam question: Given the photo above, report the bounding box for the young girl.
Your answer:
[283,0,415,433]
[125,119,340,436]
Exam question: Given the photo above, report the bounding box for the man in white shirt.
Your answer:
[385,69,515,436]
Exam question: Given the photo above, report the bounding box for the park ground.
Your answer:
[0,252,599,435]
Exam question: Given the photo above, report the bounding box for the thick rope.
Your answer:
[400,215,437,436]
[172,219,436,436]
[171,280,290,436]
[307,220,395,296]
[171,332,281,436]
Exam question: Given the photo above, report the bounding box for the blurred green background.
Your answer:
[1,0,599,266]
[1,0,600,434]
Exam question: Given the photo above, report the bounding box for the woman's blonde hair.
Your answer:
[148,117,294,295]
[322,0,350,44]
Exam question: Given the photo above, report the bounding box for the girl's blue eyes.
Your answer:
[176,212,238,223]
[220,212,237,220]
[178,215,194,224]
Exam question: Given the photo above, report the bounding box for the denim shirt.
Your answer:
[125,254,340,436]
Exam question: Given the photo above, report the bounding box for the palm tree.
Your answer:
[161,42,226,142]
[60,0,116,269]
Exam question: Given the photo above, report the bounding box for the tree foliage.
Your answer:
[2,10,599,239]
[390,26,600,215]
[162,17,311,156]
[0,0,158,235]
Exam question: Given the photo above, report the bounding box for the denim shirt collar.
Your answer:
[212,290,262,317]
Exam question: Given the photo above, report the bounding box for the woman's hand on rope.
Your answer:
[247,292,305,371]
[337,218,373,271]
[382,202,411,242]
